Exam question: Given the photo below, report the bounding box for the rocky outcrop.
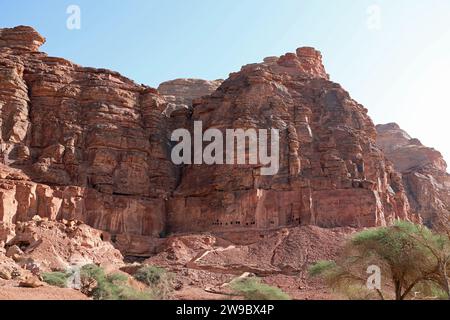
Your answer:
[168,47,415,233]
[0,217,122,299]
[0,26,419,256]
[0,217,123,278]
[0,26,45,52]
[158,78,223,107]
[376,123,450,226]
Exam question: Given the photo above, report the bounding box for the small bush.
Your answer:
[134,265,175,299]
[134,266,167,286]
[80,264,153,300]
[230,278,291,300]
[42,271,71,288]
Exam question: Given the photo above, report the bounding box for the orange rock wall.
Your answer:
[0,27,422,254]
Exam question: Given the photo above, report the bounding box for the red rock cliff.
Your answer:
[167,48,415,233]
[0,26,419,254]
[0,26,176,255]
[376,123,450,226]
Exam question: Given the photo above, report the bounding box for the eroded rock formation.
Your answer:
[158,78,223,107]
[168,47,415,233]
[0,26,420,256]
[376,123,450,226]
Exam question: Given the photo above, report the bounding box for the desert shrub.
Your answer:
[80,264,153,300]
[42,271,71,288]
[340,284,380,300]
[230,278,291,300]
[134,265,175,299]
[309,221,450,300]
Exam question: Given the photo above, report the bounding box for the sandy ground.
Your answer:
[0,285,89,300]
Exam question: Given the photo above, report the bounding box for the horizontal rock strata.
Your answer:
[0,26,428,255]
[376,123,450,226]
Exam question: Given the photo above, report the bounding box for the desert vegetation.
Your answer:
[78,264,151,300]
[42,264,175,300]
[310,221,450,300]
[229,277,291,300]
[41,271,72,288]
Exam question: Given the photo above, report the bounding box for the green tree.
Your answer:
[310,221,450,300]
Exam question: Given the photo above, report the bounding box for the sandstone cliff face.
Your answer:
[0,26,418,255]
[0,26,176,254]
[158,78,223,139]
[168,47,414,233]
[0,217,124,276]
[376,123,450,226]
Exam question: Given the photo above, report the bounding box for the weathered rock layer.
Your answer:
[0,26,424,255]
[0,26,174,254]
[158,78,223,107]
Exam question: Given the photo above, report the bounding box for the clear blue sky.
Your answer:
[1,0,449,164]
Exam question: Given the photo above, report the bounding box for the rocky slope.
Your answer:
[376,123,450,226]
[0,26,419,257]
[144,225,353,300]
